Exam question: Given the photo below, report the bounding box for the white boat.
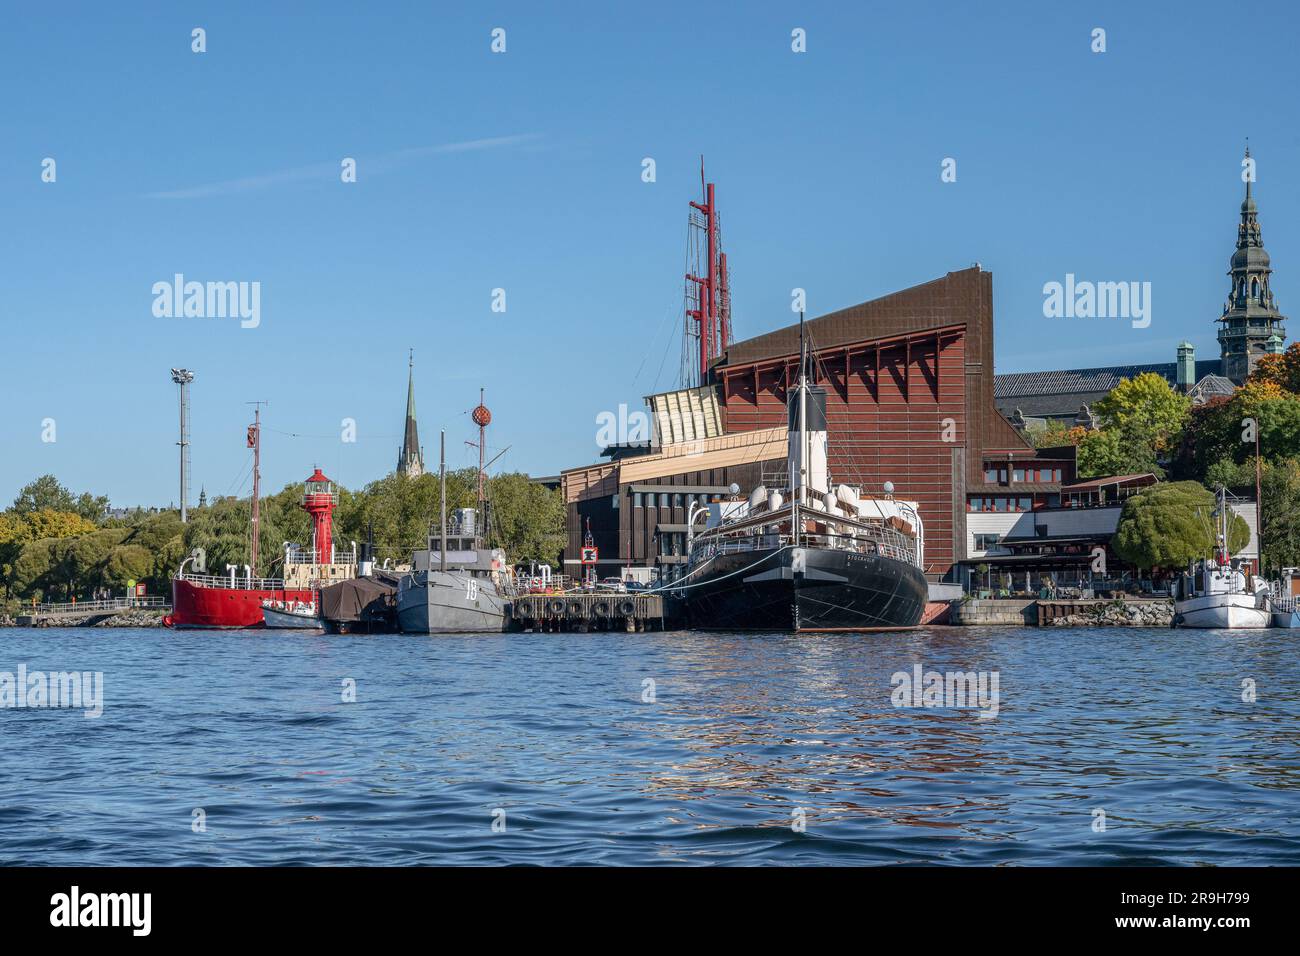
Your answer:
[1173,486,1270,629]
[1175,585,1270,628]
[260,598,323,630]
[1269,568,1300,628]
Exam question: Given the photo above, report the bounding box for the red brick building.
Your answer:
[562,266,1058,583]
[716,266,1038,580]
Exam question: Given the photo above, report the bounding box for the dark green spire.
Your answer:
[397,349,425,477]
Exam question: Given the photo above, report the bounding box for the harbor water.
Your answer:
[1,625,1297,866]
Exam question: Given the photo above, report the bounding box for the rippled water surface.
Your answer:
[1,625,1297,865]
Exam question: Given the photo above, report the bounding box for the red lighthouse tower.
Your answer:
[302,467,339,565]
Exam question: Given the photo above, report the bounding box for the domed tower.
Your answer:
[1218,147,1288,383]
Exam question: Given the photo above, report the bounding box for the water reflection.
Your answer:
[1,625,1297,865]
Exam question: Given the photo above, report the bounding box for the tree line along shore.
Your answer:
[0,470,564,616]
[3,346,1300,618]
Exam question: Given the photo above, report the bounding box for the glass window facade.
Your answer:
[968,496,1036,513]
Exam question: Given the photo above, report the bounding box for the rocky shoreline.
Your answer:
[1044,600,1174,628]
[90,609,168,628]
[8,610,169,628]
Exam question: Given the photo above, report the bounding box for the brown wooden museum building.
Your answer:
[560,266,1077,585]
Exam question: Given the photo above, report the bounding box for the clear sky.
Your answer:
[2,0,1296,508]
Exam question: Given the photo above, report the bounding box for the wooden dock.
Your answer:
[508,592,675,631]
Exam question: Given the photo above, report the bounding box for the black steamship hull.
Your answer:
[683,545,928,631]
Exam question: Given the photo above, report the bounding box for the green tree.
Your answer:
[11,538,63,601]
[67,528,131,593]
[1079,372,1192,481]
[1113,481,1250,571]
[11,475,108,522]
[1076,429,1160,480]
[1208,457,1300,573]
[1258,459,1300,573]
[486,473,566,566]
[335,469,478,566]
[105,544,155,588]
[1094,372,1191,453]
[0,509,98,600]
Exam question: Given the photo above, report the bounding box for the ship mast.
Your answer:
[247,403,265,577]
[786,312,830,528]
[439,429,447,573]
[470,391,492,544]
[1218,485,1228,564]
[1254,420,1263,575]
[796,314,809,506]
[685,158,730,386]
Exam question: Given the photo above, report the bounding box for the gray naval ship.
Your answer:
[396,508,512,634]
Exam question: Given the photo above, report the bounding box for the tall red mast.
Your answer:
[718,250,730,351]
[246,404,264,576]
[685,158,730,385]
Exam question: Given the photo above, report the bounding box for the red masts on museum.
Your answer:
[686,158,732,385]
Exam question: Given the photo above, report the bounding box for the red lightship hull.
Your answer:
[165,577,314,629]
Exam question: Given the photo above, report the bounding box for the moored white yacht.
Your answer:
[1269,568,1300,628]
[1173,486,1270,629]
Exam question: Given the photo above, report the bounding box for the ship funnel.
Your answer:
[787,385,829,503]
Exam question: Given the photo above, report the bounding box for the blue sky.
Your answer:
[2,1,1297,508]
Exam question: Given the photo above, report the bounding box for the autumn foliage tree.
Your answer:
[1177,380,1300,478]
[1248,342,1300,394]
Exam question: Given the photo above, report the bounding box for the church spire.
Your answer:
[1218,145,1287,383]
[1244,142,1252,203]
[397,349,425,477]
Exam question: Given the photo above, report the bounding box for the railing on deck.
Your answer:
[36,596,168,614]
[284,551,357,566]
[177,572,289,591]
[689,527,917,568]
[507,573,577,595]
